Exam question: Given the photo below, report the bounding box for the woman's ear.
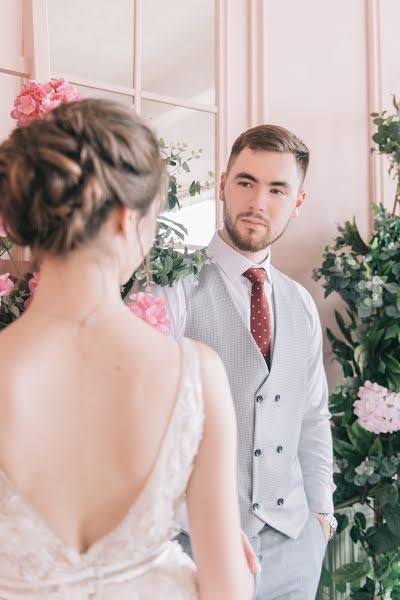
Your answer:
[115,206,136,236]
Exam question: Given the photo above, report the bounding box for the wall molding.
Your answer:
[366,0,384,234]
[248,0,268,127]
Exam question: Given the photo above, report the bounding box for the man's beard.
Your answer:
[223,197,289,253]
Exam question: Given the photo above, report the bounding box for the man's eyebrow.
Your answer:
[269,180,291,189]
[234,173,291,189]
[234,172,258,183]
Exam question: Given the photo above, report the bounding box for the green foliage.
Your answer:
[316,100,400,599]
[123,139,211,293]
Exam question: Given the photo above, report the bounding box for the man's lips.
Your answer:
[240,217,267,227]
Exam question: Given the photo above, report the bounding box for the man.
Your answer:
[157,125,336,599]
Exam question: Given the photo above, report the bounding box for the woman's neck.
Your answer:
[29,249,126,322]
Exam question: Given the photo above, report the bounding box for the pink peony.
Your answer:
[354,380,400,434]
[0,273,14,302]
[24,272,40,309]
[11,79,81,127]
[126,292,171,335]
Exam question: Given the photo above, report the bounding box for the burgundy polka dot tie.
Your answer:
[243,267,271,365]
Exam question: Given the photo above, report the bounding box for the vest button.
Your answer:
[277,445,283,453]
[256,395,263,403]
[275,394,281,402]
[254,449,261,457]
[277,498,284,506]
[253,503,259,510]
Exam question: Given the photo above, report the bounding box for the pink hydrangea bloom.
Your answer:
[11,79,81,127]
[126,292,171,335]
[354,380,400,434]
[24,272,40,309]
[0,273,14,302]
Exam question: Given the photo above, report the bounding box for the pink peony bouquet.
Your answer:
[126,291,170,335]
[10,78,81,127]
[354,380,400,434]
[0,273,14,303]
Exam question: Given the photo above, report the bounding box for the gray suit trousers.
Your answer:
[176,512,327,600]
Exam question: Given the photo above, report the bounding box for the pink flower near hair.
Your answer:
[0,218,6,237]
[24,272,41,309]
[354,380,400,434]
[0,273,14,302]
[126,292,171,335]
[11,79,81,127]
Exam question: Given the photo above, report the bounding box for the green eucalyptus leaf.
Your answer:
[319,565,332,587]
[373,484,399,506]
[368,437,383,456]
[354,512,367,530]
[333,438,357,459]
[383,504,400,538]
[384,323,400,340]
[336,512,349,534]
[374,524,400,553]
[332,559,370,584]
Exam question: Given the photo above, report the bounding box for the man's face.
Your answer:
[220,148,306,253]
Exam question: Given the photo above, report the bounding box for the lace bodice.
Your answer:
[0,337,204,599]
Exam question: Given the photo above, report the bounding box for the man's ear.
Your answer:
[292,190,306,218]
[219,172,227,202]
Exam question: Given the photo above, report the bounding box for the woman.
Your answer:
[0,99,254,599]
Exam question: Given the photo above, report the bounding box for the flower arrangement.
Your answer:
[126,292,170,335]
[10,79,81,127]
[355,382,400,435]
[0,79,209,333]
[314,98,400,600]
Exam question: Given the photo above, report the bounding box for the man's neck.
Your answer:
[218,228,270,265]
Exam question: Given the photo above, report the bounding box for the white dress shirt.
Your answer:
[155,231,275,343]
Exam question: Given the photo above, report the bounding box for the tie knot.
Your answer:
[243,267,267,286]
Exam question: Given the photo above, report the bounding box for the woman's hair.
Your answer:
[0,98,167,255]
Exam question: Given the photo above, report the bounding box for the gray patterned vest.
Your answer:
[183,262,311,539]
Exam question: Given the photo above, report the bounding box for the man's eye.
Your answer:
[271,188,285,195]
[238,181,253,188]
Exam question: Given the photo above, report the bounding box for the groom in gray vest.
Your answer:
[158,125,336,599]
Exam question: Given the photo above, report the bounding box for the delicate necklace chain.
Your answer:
[27,303,114,327]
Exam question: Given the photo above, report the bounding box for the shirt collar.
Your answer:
[208,231,272,284]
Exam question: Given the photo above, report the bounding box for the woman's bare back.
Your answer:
[0,308,182,554]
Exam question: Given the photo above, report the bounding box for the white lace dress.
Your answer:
[0,338,204,599]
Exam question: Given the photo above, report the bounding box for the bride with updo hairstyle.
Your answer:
[0,99,253,600]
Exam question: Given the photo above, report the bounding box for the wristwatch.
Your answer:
[321,513,338,541]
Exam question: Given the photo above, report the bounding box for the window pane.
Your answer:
[47,0,134,87]
[74,84,133,107]
[142,100,216,247]
[142,0,215,105]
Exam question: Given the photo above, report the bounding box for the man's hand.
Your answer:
[315,513,330,543]
[241,531,261,575]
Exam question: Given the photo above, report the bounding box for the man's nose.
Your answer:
[248,188,266,212]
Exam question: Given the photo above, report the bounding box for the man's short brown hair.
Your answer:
[227,124,310,184]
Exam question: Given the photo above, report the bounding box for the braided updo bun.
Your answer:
[0,98,166,255]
